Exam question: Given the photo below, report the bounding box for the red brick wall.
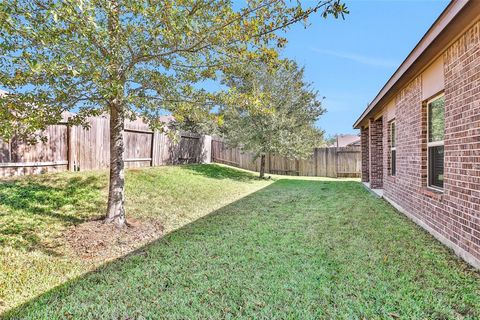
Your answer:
[361,127,370,182]
[381,21,480,267]
[443,21,480,261]
[383,77,423,209]
[369,118,383,189]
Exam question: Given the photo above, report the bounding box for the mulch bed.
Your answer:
[64,218,164,261]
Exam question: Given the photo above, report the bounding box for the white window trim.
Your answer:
[390,121,396,176]
[426,93,445,191]
[427,140,444,147]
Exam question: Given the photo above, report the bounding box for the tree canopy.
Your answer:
[0,0,347,225]
[0,0,346,139]
[220,60,326,177]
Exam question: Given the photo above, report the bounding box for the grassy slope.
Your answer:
[0,165,271,314]
[3,166,480,319]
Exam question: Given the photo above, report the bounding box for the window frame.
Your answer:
[390,121,396,176]
[426,93,445,191]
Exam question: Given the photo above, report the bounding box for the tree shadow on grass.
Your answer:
[1,179,323,318]
[180,163,259,181]
[0,175,105,253]
[4,178,480,319]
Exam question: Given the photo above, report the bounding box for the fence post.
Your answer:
[324,148,328,177]
[150,131,155,167]
[67,120,75,172]
[211,138,215,162]
[268,153,271,174]
[201,135,212,163]
[335,147,339,178]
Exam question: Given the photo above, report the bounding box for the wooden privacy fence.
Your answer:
[211,139,361,178]
[0,114,211,177]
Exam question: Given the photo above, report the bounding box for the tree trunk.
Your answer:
[104,0,126,227]
[105,103,126,227]
[259,153,266,179]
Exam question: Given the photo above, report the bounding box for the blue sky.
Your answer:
[2,0,449,137]
[279,0,449,137]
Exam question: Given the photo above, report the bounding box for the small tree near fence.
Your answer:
[0,1,347,227]
[220,60,326,178]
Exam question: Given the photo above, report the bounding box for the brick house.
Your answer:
[354,1,480,269]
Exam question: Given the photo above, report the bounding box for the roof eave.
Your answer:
[353,0,478,129]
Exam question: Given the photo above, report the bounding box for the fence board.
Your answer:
[124,130,152,169]
[211,138,360,178]
[176,135,202,164]
[0,115,210,177]
[0,124,68,176]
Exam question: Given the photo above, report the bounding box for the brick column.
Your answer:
[361,127,370,182]
[369,117,383,189]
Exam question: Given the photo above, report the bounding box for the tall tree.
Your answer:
[221,60,325,178]
[0,0,347,226]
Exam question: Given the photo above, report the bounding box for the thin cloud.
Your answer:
[311,48,398,68]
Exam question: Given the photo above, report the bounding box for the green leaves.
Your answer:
[0,0,347,142]
[220,59,326,160]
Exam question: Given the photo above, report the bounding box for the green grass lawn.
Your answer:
[1,164,479,319]
[0,164,271,315]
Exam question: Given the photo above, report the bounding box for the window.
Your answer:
[427,95,445,189]
[390,121,396,176]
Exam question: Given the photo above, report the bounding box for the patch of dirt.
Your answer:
[64,218,164,261]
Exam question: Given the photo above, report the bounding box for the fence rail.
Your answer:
[211,139,361,178]
[0,117,359,179]
[0,115,211,177]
